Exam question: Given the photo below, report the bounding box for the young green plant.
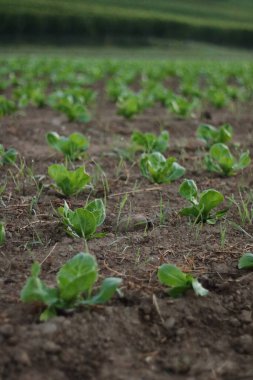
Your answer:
[158,263,208,297]
[131,130,169,154]
[21,252,122,321]
[46,132,89,161]
[140,152,185,184]
[238,252,253,269]
[196,123,233,147]
[205,143,251,176]
[58,199,106,241]
[48,164,90,196]
[179,179,227,224]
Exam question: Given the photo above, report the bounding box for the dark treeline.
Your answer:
[1,13,253,48]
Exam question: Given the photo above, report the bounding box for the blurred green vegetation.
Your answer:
[1,0,253,47]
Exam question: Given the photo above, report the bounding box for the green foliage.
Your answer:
[116,92,144,119]
[140,152,185,184]
[0,95,16,117]
[21,252,122,321]
[131,130,169,154]
[48,90,91,122]
[58,199,106,240]
[196,123,233,147]
[179,179,227,224]
[205,143,251,176]
[0,144,17,165]
[48,164,90,196]
[46,132,89,160]
[167,95,198,118]
[158,263,208,297]
[14,82,46,108]
[238,252,253,269]
[0,222,5,245]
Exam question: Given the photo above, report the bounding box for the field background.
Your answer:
[1,0,253,48]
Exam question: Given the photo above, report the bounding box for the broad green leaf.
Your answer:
[199,189,224,216]
[179,206,200,218]
[48,164,90,196]
[21,266,58,305]
[86,199,106,227]
[218,124,233,144]
[164,162,185,182]
[196,124,217,145]
[233,151,251,171]
[84,277,122,305]
[238,252,253,269]
[209,143,234,175]
[68,209,97,239]
[158,264,189,288]
[46,132,89,160]
[57,252,98,301]
[191,279,209,296]
[179,179,198,204]
[140,152,184,184]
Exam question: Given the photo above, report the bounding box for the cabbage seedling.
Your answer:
[131,130,169,154]
[140,152,185,184]
[58,199,105,240]
[158,263,208,297]
[21,252,122,321]
[48,164,90,196]
[196,123,233,147]
[179,179,227,224]
[167,95,198,118]
[0,222,5,245]
[238,252,253,269]
[0,144,17,165]
[46,132,89,161]
[205,143,251,176]
[117,92,144,119]
[48,90,91,122]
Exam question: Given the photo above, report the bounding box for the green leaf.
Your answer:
[48,164,90,196]
[191,279,209,296]
[140,152,185,184]
[209,143,234,175]
[84,277,122,305]
[68,209,97,239]
[2,148,17,164]
[132,130,169,153]
[218,124,233,144]
[199,189,224,216]
[168,286,189,297]
[40,307,57,322]
[238,252,253,269]
[233,151,251,171]
[21,263,58,305]
[196,124,217,146]
[179,179,198,204]
[57,252,98,301]
[179,206,199,218]
[86,199,106,227]
[46,132,89,160]
[158,264,189,288]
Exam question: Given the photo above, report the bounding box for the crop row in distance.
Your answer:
[1,82,253,322]
[0,59,253,119]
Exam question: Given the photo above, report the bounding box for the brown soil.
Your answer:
[0,92,253,380]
